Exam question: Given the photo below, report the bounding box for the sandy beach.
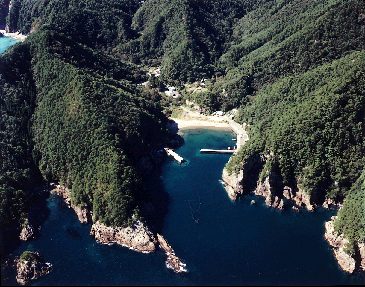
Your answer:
[172,118,231,130]
[171,107,249,148]
[0,30,27,41]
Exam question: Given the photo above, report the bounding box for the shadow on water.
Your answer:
[1,184,51,286]
[141,170,170,233]
[2,129,365,286]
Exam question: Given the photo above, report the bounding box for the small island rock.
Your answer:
[16,251,52,285]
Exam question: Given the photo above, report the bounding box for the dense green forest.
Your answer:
[220,0,365,251]
[0,0,9,29]
[335,171,365,253]
[119,0,267,83]
[0,28,168,253]
[30,30,168,226]
[1,0,364,258]
[0,41,41,245]
[5,0,141,50]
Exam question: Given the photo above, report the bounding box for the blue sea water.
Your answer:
[2,129,364,285]
[0,36,19,54]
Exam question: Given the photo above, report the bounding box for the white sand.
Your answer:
[0,30,27,41]
[172,118,231,130]
[171,107,249,149]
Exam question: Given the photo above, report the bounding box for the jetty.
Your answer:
[200,149,235,154]
[164,148,185,163]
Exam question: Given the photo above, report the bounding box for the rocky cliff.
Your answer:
[222,168,244,200]
[90,220,157,253]
[222,167,316,211]
[254,176,315,211]
[51,184,157,253]
[325,216,365,273]
[51,185,91,224]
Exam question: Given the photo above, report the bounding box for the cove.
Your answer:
[0,36,19,54]
[2,129,364,285]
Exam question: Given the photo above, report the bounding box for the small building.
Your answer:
[165,86,181,98]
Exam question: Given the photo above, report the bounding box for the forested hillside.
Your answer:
[0,0,9,29]
[119,0,266,83]
[0,24,168,253]
[5,0,141,50]
[220,0,365,254]
[1,0,364,266]
[227,51,365,209]
[0,41,41,247]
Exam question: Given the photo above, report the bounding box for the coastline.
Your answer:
[171,107,248,148]
[0,30,27,41]
[172,118,231,130]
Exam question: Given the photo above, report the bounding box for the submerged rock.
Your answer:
[90,220,157,253]
[16,251,52,285]
[324,216,357,273]
[157,234,187,273]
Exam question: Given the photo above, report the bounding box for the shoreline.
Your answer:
[171,107,248,149]
[0,30,27,41]
[171,118,232,131]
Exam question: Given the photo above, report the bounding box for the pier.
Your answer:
[200,149,235,154]
[164,148,185,163]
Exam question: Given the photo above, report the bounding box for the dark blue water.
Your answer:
[0,37,19,54]
[3,129,364,285]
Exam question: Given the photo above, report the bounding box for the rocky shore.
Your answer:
[90,220,157,253]
[51,184,186,273]
[221,168,244,201]
[222,167,340,211]
[157,234,187,273]
[51,184,91,223]
[325,216,365,273]
[254,176,314,211]
[16,251,52,285]
[52,184,157,253]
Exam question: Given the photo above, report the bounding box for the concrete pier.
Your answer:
[200,149,235,154]
[164,148,185,163]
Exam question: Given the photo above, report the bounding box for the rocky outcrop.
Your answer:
[51,184,91,223]
[16,252,52,285]
[19,222,35,241]
[254,173,316,211]
[223,166,317,212]
[157,234,187,273]
[325,216,356,273]
[359,243,365,271]
[322,197,341,209]
[222,168,244,200]
[90,220,157,253]
[254,177,284,210]
[292,188,314,211]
